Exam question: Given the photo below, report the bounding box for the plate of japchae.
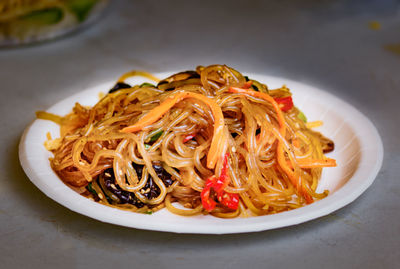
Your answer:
[19,65,383,234]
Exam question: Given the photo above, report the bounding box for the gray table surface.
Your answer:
[1,0,399,268]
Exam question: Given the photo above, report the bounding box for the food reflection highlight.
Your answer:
[36,64,336,218]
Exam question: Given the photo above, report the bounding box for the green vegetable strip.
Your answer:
[298,111,307,122]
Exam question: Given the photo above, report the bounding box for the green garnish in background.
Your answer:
[19,8,64,25]
[66,0,98,22]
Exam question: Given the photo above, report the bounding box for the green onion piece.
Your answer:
[86,182,97,195]
[66,0,98,22]
[298,111,307,122]
[20,8,63,25]
[144,211,153,215]
[140,82,156,88]
[149,129,163,142]
[144,144,151,150]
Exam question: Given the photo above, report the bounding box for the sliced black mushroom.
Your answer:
[157,71,201,91]
[100,169,145,207]
[108,82,131,93]
[99,162,174,207]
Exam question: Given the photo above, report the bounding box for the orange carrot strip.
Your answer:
[121,92,226,169]
[121,93,182,133]
[229,87,314,204]
[289,158,337,169]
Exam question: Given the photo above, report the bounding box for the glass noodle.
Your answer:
[38,64,336,218]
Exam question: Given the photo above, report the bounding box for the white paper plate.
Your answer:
[19,73,383,234]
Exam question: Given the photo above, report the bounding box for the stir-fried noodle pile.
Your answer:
[38,64,336,218]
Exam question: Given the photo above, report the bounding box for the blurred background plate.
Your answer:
[0,0,109,46]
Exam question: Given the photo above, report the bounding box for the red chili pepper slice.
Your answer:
[201,185,217,211]
[274,96,293,112]
[201,176,217,211]
[200,154,240,212]
[218,192,240,210]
